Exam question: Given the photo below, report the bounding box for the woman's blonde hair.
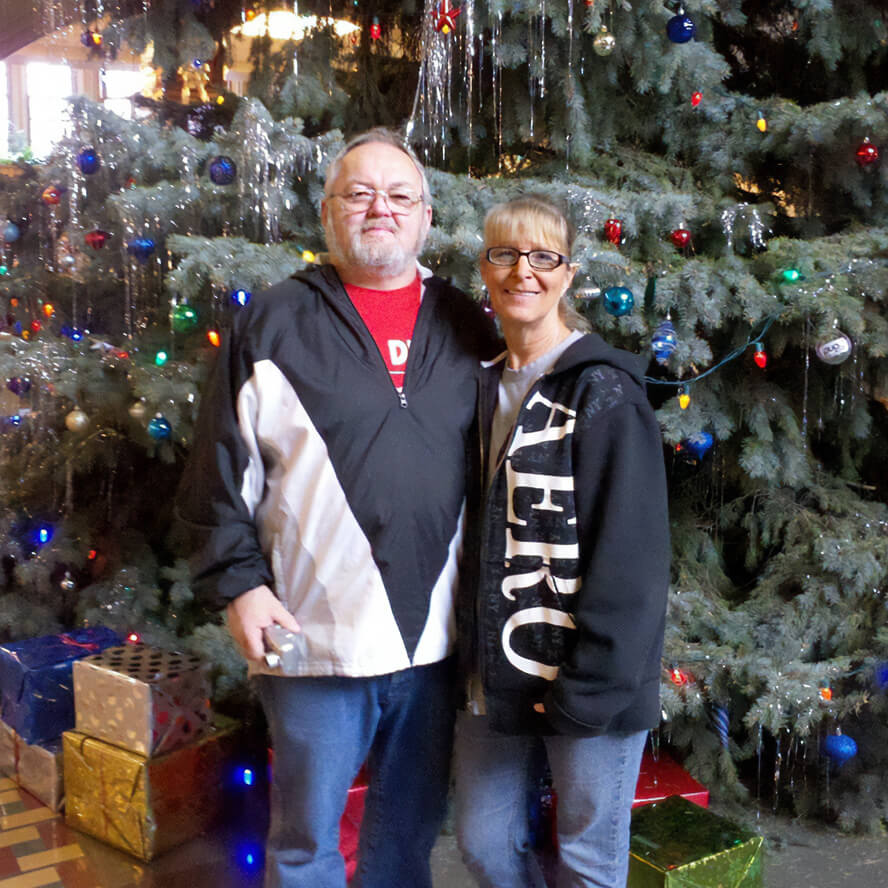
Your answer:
[482,194,590,332]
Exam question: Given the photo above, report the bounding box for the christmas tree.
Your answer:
[2,0,888,831]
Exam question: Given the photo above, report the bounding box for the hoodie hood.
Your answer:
[483,331,649,391]
[552,331,649,388]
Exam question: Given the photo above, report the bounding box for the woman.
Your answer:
[455,195,670,888]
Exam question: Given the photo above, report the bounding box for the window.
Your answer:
[26,62,73,158]
[0,62,8,158]
[101,67,149,120]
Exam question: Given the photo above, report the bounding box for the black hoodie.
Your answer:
[462,332,671,735]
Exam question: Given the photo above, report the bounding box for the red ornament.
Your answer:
[370,16,381,40]
[670,228,692,249]
[41,185,63,205]
[603,218,623,246]
[670,667,691,686]
[753,349,767,369]
[691,91,702,107]
[85,229,111,249]
[856,138,879,166]
[30,320,42,333]
[433,0,461,33]
[585,0,594,5]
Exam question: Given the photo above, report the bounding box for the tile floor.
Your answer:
[4,774,888,887]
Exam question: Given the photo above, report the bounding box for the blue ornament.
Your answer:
[603,286,635,317]
[684,431,714,461]
[29,523,54,547]
[3,221,21,243]
[231,288,252,307]
[875,662,888,690]
[209,155,237,185]
[651,319,678,365]
[148,414,172,440]
[76,146,100,175]
[823,732,857,767]
[666,12,696,43]
[127,237,156,264]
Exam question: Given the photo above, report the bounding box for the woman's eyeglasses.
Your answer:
[485,247,569,271]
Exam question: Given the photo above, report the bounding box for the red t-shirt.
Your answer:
[346,276,422,391]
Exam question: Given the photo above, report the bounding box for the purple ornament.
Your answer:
[6,376,32,396]
[209,155,237,185]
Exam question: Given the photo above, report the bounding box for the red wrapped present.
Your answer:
[341,768,368,883]
[633,749,709,809]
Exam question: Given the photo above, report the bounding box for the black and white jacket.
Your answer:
[462,333,671,735]
[177,264,498,677]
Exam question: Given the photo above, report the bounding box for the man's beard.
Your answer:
[326,221,423,278]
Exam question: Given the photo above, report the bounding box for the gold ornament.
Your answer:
[593,25,617,57]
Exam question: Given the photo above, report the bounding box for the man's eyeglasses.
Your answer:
[328,187,424,214]
[485,247,569,271]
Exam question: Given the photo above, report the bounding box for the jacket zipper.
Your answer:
[338,278,424,410]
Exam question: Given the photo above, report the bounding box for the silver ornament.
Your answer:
[593,25,617,57]
[61,571,76,592]
[65,407,89,432]
[815,331,853,365]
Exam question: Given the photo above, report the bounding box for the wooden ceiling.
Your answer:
[0,0,46,60]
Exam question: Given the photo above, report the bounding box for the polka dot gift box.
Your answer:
[72,644,212,757]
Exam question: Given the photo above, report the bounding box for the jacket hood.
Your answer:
[485,331,649,390]
[553,331,649,387]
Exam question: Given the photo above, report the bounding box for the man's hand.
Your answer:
[226,585,301,661]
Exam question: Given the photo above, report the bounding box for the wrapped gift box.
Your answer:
[63,715,242,861]
[633,750,709,809]
[628,795,763,888]
[0,626,122,744]
[73,643,212,756]
[0,718,64,811]
[341,770,368,883]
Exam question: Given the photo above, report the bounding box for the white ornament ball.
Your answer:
[65,408,89,432]
[815,331,853,365]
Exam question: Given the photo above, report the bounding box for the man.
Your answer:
[176,128,498,888]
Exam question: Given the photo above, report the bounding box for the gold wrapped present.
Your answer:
[63,715,241,861]
[73,643,212,756]
[628,795,763,888]
[0,718,64,811]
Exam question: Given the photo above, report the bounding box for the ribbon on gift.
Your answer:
[59,633,101,652]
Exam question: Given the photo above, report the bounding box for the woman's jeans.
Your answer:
[255,658,456,888]
[454,711,647,888]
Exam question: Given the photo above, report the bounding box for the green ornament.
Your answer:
[171,303,199,332]
[0,264,8,276]
[781,267,801,282]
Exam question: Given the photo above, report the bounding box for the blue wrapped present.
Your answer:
[0,626,122,744]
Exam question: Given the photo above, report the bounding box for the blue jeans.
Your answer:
[255,658,456,888]
[454,712,647,888]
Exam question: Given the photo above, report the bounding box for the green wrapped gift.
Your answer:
[628,795,763,888]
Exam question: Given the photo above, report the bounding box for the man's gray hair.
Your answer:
[324,128,432,204]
